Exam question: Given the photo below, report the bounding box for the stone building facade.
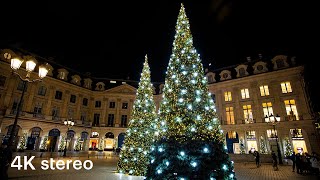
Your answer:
[0,48,319,159]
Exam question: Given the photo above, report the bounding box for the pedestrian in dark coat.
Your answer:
[0,143,13,180]
[271,151,278,171]
[291,152,296,172]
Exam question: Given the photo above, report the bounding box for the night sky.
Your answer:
[0,1,318,109]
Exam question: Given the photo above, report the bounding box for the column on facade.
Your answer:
[61,90,70,119]
[115,98,121,127]
[75,94,82,122]
[214,90,223,125]
[101,97,108,126]
[232,87,241,125]
[250,81,260,124]
[128,99,134,121]
[88,97,95,125]
[25,82,37,113]
[44,85,55,116]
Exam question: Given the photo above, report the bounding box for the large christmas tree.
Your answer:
[145,4,236,179]
[117,55,157,176]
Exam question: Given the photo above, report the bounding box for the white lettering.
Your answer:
[50,158,55,170]
[11,156,22,170]
[66,160,73,170]
[41,160,49,170]
[24,156,35,170]
[73,160,82,170]
[56,160,65,170]
[83,160,93,170]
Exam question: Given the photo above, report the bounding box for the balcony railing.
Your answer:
[33,113,44,118]
[242,118,256,124]
[284,115,303,121]
[120,124,127,128]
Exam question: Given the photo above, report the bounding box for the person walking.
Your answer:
[296,153,302,174]
[291,152,296,172]
[0,143,13,180]
[254,150,261,167]
[271,151,278,171]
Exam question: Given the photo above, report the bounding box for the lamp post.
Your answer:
[7,56,49,150]
[265,113,283,164]
[63,118,74,157]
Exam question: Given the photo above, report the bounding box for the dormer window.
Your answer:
[95,82,105,91]
[71,75,81,86]
[219,70,232,81]
[253,61,268,74]
[239,68,246,76]
[83,78,92,89]
[223,73,228,78]
[257,65,263,71]
[235,65,249,77]
[276,59,285,68]
[57,69,69,81]
[206,72,216,83]
[271,55,289,70]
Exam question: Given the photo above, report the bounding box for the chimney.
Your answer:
[246,56,251,62]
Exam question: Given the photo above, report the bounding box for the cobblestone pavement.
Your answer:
[8,156,319,180]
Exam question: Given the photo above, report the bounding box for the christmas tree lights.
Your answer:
[117,55,157,176]
[145,4,236,179]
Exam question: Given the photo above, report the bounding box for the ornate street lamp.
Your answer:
[7,56,49,150]
[63,118,74,157]
[265,113,283,164]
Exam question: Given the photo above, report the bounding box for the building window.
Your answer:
[83,98,88,106]
[276,59,285,68]
[37,86,47,96]
[243,105,253,123]
[107,114,115,127]
[91,132,99,138]
[281,82,292,93]
[11,98,23,115]
[290,129,303,139]
[262,102,273,122]
[95,101,101,108]
[93,113,100,126]
[226,107,235,125]
[284,99,299,120]
[224,91,232,101]
[227,131,237,139]
[122,103,128,109]
[267,129,278,138]
[121,115,127,127]
[51,106,60,120]
[80,112,87,123]
[17,80,27,91]
[241,88,250,99]
[0,75,6,87]
[70,95,76,103]
[239,68,246,77]
[109,102,116,108]
[246,131,256,140]
[259,85,270,96]
[33,103,43,117]
[55,91,63,100]
[68,108,74,119]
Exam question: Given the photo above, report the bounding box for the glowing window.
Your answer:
[281,82,292,93]
[260,85,270,96]
[226,107,235,125]
[284,99,299,120]
[241,88,250,99]
[224,91,232,101]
